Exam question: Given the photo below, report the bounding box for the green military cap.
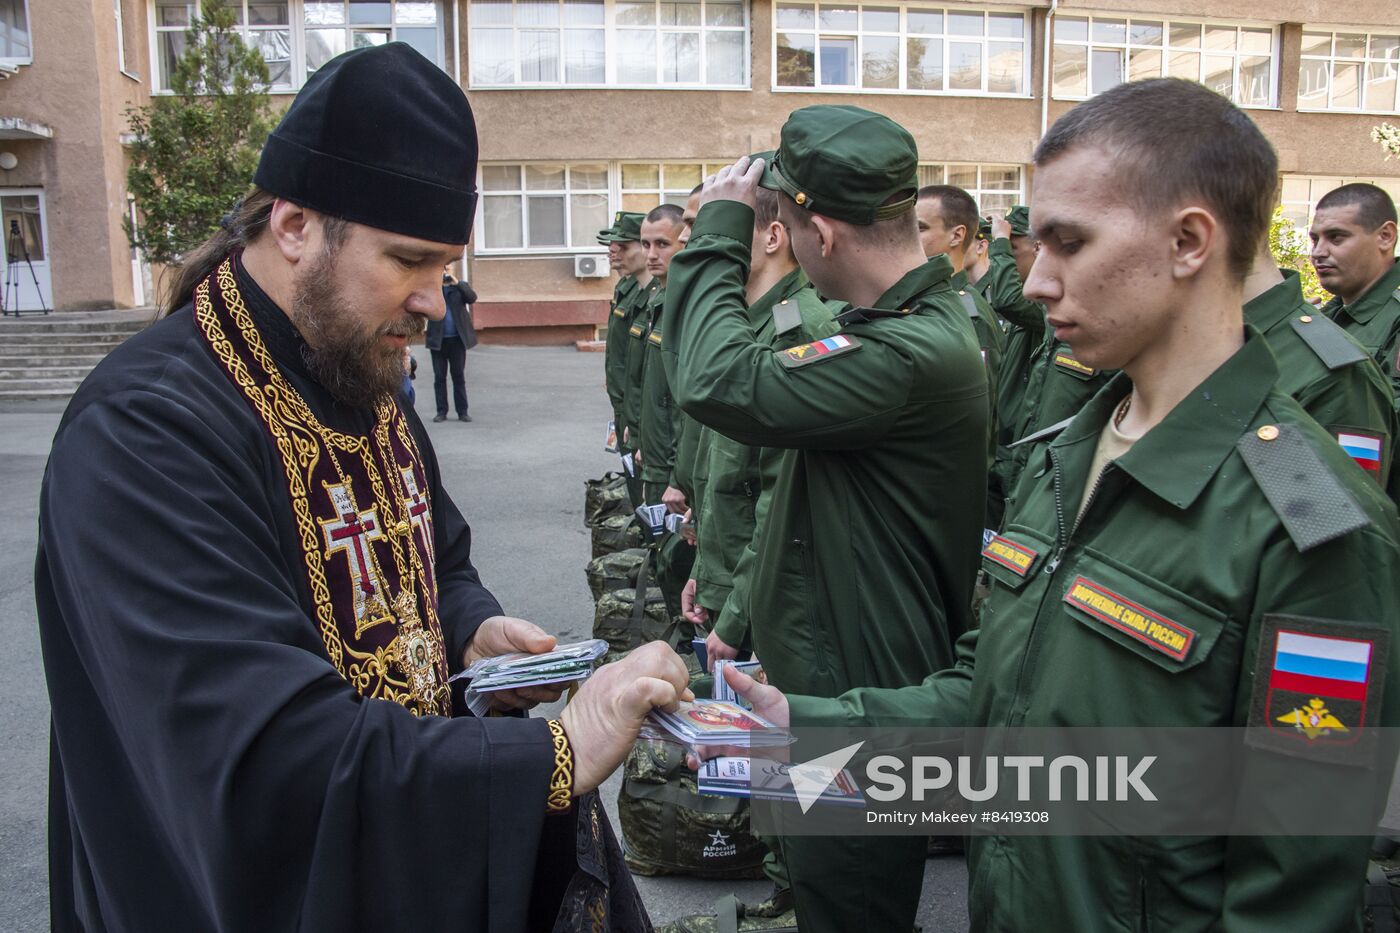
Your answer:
[978,216,992,240]
[1006,205,1031,237]
[598,210,645,244]
[758,105,918,225]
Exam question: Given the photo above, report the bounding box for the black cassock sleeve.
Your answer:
[36,383,557,933]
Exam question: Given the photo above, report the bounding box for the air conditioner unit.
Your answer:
[574,254,610,278]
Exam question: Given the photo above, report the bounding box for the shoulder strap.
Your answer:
[629,548,653,627]
[957,290,981,319]
[771,299,803,336]
[1010,415,1075,449]
[1236,423,1370,552]
[1290,313,1369,370]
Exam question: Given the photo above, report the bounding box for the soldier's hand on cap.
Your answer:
[560,641,692,795]
[681,578,709,626]
[662,485,688,514]
[701,154,764,211]
[462,616,567,711]
[705,628,740,664]
[991,214,1012,241]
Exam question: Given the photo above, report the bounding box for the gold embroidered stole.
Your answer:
[194,259,451,716]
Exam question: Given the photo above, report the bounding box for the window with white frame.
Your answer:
[1298,30,1399,113]
[619,161,728,212]
[478,163,611,252]
[0,0,31,62]
[469,0,746,87]
[303,0,440,78]
[918,163,1023,214]
[152,0,443,92]
[1279,175,1400,229]
[154,0,295,89]
[774,4,1027,95]
[1052,17,1274,107]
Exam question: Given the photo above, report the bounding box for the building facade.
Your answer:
[2,0,1398,339]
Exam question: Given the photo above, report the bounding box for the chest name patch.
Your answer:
[648,330,663,346]
[1054,352,1097,376]
[1064,576,1196,662]
[612,305,627,318]
[629,324,645,338]
[981,535,1038,578]
[779,334,860,369]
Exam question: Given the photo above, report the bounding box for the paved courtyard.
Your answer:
[0,343,969,931]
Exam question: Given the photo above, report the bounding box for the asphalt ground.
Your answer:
[0,344,970,932]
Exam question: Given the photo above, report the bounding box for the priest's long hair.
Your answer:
[164,188,277,316]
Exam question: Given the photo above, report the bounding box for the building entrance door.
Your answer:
[2,189,52,313]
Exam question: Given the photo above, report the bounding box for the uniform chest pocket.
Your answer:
[981,529,1050,590]
[1058,553,1229,674]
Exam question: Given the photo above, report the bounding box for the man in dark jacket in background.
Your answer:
[428,268,477,422]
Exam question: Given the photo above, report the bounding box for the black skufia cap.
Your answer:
[254,42,478,245]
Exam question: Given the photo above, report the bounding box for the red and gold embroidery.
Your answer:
[194,259,451,716]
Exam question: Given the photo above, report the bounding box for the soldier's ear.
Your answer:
[762,220,785,257]
[810,214,837,259]
[1169,206,1217,283]
[1376,220,1397,253]
[949,224,967,251]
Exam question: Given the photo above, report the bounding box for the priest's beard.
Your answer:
[290,249,426,409]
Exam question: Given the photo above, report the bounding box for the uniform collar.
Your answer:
[1242,269,1304,335]
[748,266,810,328]
[872,253,954,311]
[617,274,639,299]
[949,268,969,290]
[1325,257,1400,325]
[1052,326,1277,511]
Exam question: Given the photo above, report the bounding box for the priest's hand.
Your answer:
[463,616,566,711]
[560,642,690,795]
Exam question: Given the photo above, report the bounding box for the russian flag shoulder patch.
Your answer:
[779,334,862,369]
[1334,428,1384,481]
[1247,614,1389,767]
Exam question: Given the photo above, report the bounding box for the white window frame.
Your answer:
[1279,174,1400,230]
[467,0,750,90]
[148,0,446,94]
[770,2,1032,98]
[1050,15,1278,109]
[474,160,731,255]
[475,162,615,255]
[918,162,1024,212]
[0,0,33,65]
[1297,27,1400,115]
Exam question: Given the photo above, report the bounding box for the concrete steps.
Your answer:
[0,310,152,399]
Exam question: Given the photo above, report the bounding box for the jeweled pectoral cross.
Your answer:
[320,481,392,638]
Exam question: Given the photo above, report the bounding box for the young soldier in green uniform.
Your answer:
[720,78,1400,933]
[670,187,709,528]
[965,216,991,288]
[667,106,990,933]
[1243,235,1399,500]
[983,205,1044,432]
[1312,183,1400,404]
[600,211,647,450]
[669,166,836,922]
[638,204,688,507]
[918,184,1007,528]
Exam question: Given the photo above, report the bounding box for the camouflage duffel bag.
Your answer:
[593,585,670,662]
[591,513,646,559]
[584,472,632,527]
[619,737,768,880]
[585,547,648,603]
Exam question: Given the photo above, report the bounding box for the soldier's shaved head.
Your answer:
[1315,184,1398,233]
[1034,77,1276,281]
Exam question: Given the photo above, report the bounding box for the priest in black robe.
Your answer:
[34,42,687,933]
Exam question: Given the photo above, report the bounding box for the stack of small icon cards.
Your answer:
[456,638,608,718]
